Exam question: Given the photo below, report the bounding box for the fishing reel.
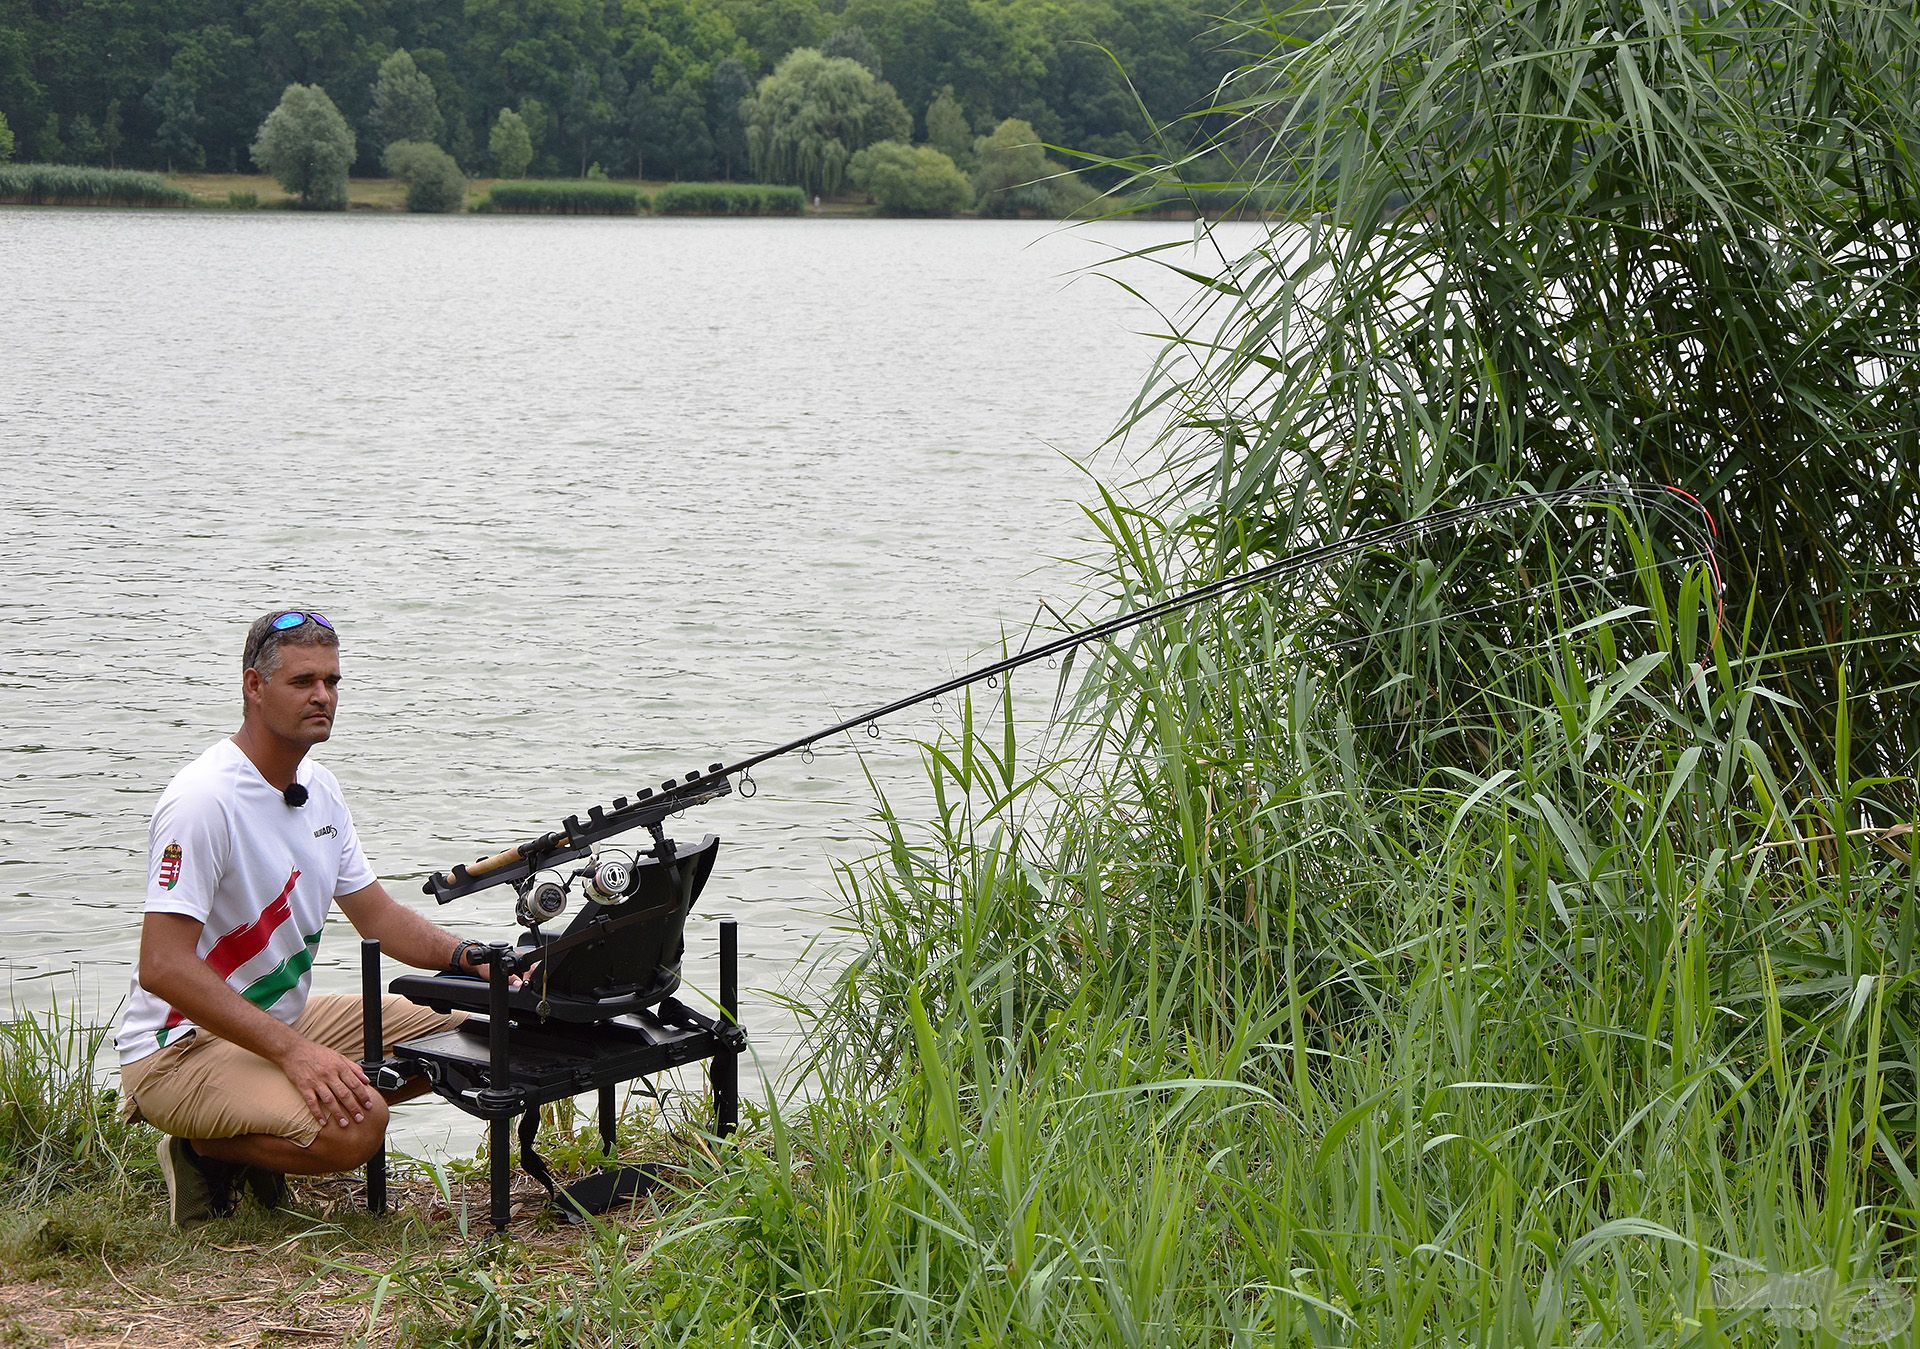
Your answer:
[511,850,643,930]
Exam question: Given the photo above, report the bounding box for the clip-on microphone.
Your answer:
[283,782,309,807]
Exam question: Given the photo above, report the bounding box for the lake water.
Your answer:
[0,209,1250,1153]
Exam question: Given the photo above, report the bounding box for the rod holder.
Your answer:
[474,949,518,1232]
[360,939,386,1215]
[713,917,738,1139]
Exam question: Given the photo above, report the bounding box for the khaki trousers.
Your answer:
[121,994,462,1148]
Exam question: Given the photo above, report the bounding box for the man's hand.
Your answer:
[339,882,527,986]
[466,949,532,989]
[276,1037,381,1129]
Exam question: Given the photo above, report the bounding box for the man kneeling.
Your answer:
[116,609,504,1226]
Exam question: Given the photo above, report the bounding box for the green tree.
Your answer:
[66,112,103,165]
[446,114,477,174]
[565,65,614,177]
[971,117,1050,215]
[595,56,629,172]
[0,111,13,165]
[822,25,881,77]
[516,97,553,173]
[848,139,970,214]
[488,107,532,178]
[643,76,715,180]
[924,84,970,165]
[383,139,465,211]
[255,0,363,87]
[167,25,265,173]
[144,71,204,172]
[251,84,356,209]
[101,101,122,169]
[35,112,63,163]
[742,48,911,198]
[624,79,655,180]
[369,49,443,148]
[718,0,823,62]
[835,0,1027,132]
[709,57,753,180]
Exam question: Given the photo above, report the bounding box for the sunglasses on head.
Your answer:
[269,611,333,633]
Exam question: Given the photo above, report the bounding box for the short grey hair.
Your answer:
[242,610,339,681]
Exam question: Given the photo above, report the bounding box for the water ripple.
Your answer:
[0,209,1247,1151]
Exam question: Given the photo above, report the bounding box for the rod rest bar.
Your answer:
[426,776,732,903]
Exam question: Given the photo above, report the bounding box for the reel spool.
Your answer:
[582,852,635,905]
[516,870,571,929]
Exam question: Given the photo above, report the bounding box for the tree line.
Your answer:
[0,0,1239,187]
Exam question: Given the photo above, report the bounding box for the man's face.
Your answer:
[245,644,341,746]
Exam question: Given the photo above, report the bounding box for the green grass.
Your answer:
[0,1001,156,1211]
[652,183,806,216]
[479,180,649,215]
[353,503,1918,1346]
[0,163,193,207]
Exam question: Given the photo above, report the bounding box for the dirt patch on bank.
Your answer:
[0,1169,665,1347]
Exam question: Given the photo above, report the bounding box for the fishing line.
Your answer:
[426,481,1724,899]
[1011,535,1701,768]
[872,524,1704,827]
[972,497,1694,772]
[1074,556,1678,679]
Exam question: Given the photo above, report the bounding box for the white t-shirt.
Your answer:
[116,738,377,1066]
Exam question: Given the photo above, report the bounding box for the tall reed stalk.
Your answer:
[1113,0,1920,779]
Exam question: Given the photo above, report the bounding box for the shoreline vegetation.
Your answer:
[0,164,1272,220]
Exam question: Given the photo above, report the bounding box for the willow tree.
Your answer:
[251,84,355,209]
[1128,0,1920,775]
[742,47,911,198]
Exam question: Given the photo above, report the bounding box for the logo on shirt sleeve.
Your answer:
[159,842,183,890]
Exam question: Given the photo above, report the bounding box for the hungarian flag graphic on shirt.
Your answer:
[155,867,323,1047]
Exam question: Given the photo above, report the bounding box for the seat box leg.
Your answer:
[362,939,387,1215]
[489,1116,511,1230]
[475,953,519,1231]
[712,917,739,1139]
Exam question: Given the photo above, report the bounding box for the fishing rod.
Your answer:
[423,480,1722,904]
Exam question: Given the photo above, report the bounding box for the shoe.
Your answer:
[241,1166,289,1211]
[156,1135,237,1227]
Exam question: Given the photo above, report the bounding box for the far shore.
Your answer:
[0,169,1225,220]
[180,170,877,215]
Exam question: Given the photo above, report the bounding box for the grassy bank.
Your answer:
[0,169,1257,220]
[0,171,828,214]
[0,1005,741,1345]
[9,529,1914,1345]
[352,532,1912,1345]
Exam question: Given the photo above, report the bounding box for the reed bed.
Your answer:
[479,180,649,215]
[0,163,194,207]
[652,183,806,216]
[360,497,1915,1346]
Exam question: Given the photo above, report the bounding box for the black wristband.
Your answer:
[446,939,484,974]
